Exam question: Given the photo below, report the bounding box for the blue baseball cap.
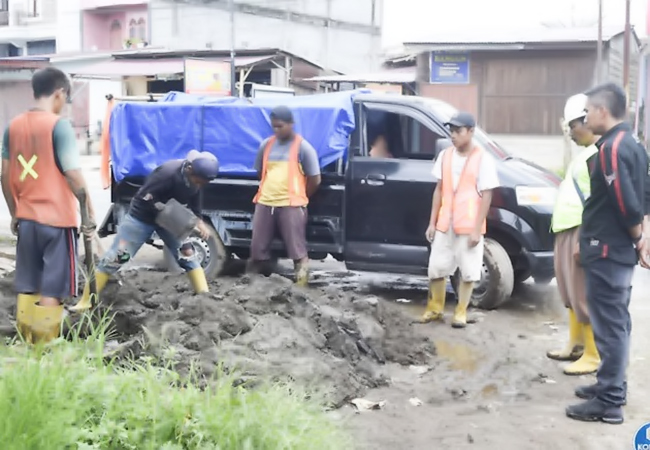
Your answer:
[187,150,219,180]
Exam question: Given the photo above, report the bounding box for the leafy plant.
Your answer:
[0,314,351,449]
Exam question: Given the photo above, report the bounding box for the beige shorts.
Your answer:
[428,229,484,282]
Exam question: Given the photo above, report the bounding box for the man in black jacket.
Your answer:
[566,82,650,424]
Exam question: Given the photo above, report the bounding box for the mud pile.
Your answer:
[0,270,436,407]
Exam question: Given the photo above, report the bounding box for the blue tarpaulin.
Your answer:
[109,90,369,182]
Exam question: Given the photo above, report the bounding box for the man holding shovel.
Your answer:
[1,67,96,343]
[70,150,219,312]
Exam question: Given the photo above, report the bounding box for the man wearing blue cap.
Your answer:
[70,150,219,311]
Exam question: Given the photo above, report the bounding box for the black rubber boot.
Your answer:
[575,384,627,406]
[565,398,624,424]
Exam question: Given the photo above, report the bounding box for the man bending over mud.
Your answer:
[248,106,321,286]
[70,150,219,312]
[1,67,95,343]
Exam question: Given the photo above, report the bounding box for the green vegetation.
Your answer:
[0,317,351,450]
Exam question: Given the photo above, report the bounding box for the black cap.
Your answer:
[445,112,476,129]
[270,105,294,123]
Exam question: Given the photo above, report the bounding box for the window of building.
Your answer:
[110,20,123,50]
[27,0,40,18]
[128,19,137,39]
[0,0,9,12]
[137,18,146,41]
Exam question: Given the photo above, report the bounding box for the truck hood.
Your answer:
[498,156,562,188]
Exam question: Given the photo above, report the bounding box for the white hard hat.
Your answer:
[563,93,588,127]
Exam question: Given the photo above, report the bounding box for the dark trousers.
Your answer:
[15,219,78,299]
[250,204,308,261]
[584,258,634,406]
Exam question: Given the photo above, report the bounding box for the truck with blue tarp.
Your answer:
[99,89,560,309]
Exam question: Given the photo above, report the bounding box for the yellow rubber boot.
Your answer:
[70,271,110,313]
[564,323,601,375]
[29,304,65,345]
[420,279,446,323]
[187,267,209,293]
[16,294,40,343]
[295,261,309,287]
[547,309,584,361]
[452,281,474,329]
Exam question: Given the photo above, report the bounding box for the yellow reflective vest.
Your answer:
[551,144,598,234]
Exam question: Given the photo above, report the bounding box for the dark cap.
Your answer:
[187,150,219,180]
[444,112,476,129]
[270,105,294,123]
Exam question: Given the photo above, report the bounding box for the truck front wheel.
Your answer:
[163,226,230,279]
[452,238,515,310]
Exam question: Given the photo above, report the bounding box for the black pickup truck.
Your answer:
[100,94,560,310]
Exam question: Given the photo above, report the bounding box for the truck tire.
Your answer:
[163,226,230,279]
[452,238,515,310]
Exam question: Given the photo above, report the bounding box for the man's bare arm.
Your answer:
[1,159,15,218]
[429,183,442,226]
[64,169,95,224]
[475,190,494,233]
[306,174,321,198]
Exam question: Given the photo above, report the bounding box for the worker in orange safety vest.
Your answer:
[248,106,322,286]
[421,112,500,328]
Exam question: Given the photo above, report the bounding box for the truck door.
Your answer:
[344,101,449,275]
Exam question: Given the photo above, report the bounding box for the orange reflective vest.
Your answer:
[8,111,79,228]
[435,146,487,235]
[253,135,309,207]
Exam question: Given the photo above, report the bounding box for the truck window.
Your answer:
[399,115,442,160]
[362,104,443,160]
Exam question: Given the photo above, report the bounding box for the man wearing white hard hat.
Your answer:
[546,93,600,376]
[70,149,219,312]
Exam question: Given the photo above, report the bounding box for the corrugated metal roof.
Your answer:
[71,59,185,77]
[404,25,638,48]
[69,56,279,78]
[305,68,416,84]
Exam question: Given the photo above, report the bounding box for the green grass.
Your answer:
[0,316,352,450]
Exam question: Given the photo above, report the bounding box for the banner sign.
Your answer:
[184,58,232,96]
[430,53,470,85]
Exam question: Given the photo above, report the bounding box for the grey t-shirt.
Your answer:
[254,136,320,177]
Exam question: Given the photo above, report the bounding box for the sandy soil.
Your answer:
[0,250,648,450]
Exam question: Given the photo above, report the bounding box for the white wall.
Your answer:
[88,79,123,136]
[55,0,82,52]
[149,0,382,73]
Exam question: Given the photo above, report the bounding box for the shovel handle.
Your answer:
[77,192,97,301]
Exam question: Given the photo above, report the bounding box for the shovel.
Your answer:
[78,193,97,304]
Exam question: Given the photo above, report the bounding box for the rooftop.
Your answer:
[404,26,642,51]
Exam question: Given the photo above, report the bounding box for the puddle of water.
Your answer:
[435,340,481,373]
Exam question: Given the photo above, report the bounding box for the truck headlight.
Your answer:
[515,186,558,206]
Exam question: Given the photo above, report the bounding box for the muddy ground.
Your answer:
[0,249,648,450]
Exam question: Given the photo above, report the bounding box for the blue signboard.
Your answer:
[430,53,470,84]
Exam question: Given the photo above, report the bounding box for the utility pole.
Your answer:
[596,0,603,83]
[623,0,631,105]
[229,0,237,96]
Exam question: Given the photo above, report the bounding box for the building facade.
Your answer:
[57,0,150,52]
[0,0,57,56]
[146,0,381,73]
[404,27,641,135]
[57,0,383,72]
